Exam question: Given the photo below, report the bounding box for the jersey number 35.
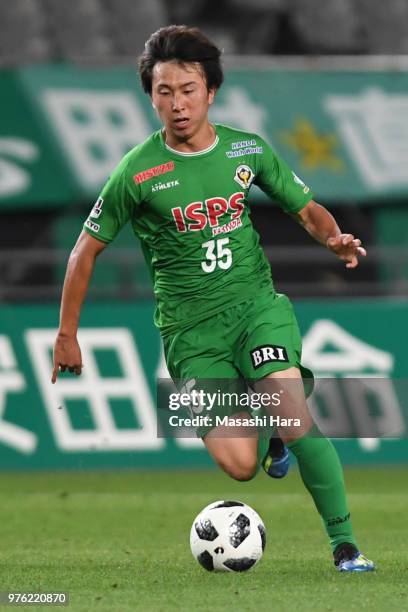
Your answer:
[201,238,232,273]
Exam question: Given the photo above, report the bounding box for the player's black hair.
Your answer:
[138,25,224,95]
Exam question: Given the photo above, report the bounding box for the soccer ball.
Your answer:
[190,500,266,572]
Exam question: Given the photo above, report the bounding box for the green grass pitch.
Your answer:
[0,468,407,611]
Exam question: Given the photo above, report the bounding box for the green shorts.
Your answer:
[162,291,313,437]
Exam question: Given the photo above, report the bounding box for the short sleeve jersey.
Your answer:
[83,124,313,336]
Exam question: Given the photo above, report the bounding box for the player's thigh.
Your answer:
[203,412,258,481]
[163,316,250,439]
[237,293,305,380]
[254,367,314,443]
[236,293,314,442]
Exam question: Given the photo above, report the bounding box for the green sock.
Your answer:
[256,432,269,472]
[254,409,274,473]
[287,426,357,552]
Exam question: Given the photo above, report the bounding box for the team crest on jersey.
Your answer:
[234,165,254,189]
[90,197,103,219]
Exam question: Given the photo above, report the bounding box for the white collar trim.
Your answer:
[164,134,219,157]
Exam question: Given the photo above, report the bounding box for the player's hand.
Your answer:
[326,234,367,269]
[51,333,83,384]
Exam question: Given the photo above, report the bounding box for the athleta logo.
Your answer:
[171,192,245,235]
[250,345,289,369]
[152,179,180,193]
[133,161,175,184]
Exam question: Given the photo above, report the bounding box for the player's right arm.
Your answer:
[51,153,137,383]
[51,231,108,383]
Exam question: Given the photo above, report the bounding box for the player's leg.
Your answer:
[238,292,374,571]
[256,367,353,548]
[255,367,374,571]
[254,366,313,443]
[203,413,258,481]
[162,303,260,483]
[237,292,307,479]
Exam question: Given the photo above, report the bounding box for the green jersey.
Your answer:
[83,124,312,336]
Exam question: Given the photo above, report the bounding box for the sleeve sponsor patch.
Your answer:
[292,172,310,194]
[250,345,289,369]
[85,219,100,232]
[90,197,104,218]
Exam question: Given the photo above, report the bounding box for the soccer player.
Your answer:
[52,25,374,572]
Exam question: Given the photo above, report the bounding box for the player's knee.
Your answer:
[220,457,257,482]
[280,418,316,445]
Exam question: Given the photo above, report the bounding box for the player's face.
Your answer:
[151,60,215,144]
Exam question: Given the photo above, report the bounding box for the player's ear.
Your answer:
[208,87,216,105]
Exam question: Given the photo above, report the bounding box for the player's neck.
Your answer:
[164,122,216,154]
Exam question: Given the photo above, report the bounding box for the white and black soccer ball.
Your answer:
[190,500,266,572]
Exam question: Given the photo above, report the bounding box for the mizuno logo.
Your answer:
[133,161,175,184]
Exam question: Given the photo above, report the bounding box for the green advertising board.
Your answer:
[1,64,408,207]
[0,299,407,470]
[0,71,78,207]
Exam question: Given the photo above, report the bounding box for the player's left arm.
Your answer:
[292,199,367,269]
